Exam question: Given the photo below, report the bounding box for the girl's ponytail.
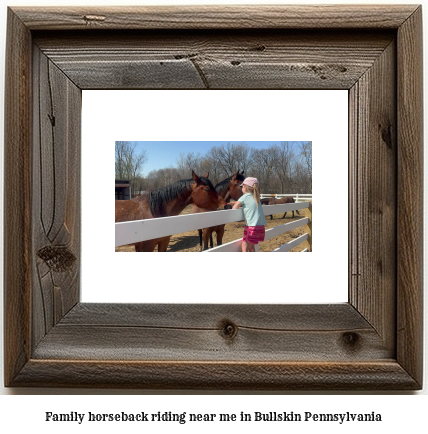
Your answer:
[253,182,261,204]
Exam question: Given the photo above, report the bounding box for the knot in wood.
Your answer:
[83,15,106,23]
[341,332,361,350]
[37,245,76,272]
[378,122,393,149]
[219,320,238,340]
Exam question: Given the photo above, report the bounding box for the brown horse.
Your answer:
[193,170,245,251]
[115,171,226,252]
[265,196,300,219]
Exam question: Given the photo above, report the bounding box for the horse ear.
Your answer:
[192,170,202,185]
[205,173,209,178]
[240,170,245,175]
[231,171,238,181]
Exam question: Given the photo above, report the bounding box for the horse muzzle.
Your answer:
[216,197,227,210]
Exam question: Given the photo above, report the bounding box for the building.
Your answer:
[115,180,131,200]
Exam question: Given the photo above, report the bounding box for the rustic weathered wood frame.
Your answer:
[4,5,423,389]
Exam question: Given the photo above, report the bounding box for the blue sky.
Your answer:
[127,141,305,175]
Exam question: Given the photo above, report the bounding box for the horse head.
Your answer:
[221,170,245,204]
[190,171,226,210]
[229,170,246,201]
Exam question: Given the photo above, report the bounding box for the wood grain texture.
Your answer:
[12,361,419,390]
[4,8,32,388]
[32,47,81,347]
[32,304,391,362]
[3,5,423,390]
[11,5,420,30]
[349,39,397,352]
[59,303,370,329]
[396,6,423,387]
[34,31,393,90]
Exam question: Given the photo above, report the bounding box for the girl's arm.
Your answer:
[232,201,242,209]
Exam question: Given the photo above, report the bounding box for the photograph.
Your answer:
[114,141,312,252]
[1,1,425,405]
[81,88,347,305]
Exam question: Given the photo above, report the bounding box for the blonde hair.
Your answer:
[243,182,261,204]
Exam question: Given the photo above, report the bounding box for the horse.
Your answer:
[264,196,300,219]
[115,171,226,252]
[193,170,245,251]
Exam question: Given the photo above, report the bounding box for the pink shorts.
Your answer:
[243,225,266,245]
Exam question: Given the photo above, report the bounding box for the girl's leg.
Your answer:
[242,227,248,252]
[247,241,255,252]
[242,240,255,252]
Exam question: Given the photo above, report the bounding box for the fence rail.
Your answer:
[115,201,312,252]
[205,216,310,252]
[260,193,312,202]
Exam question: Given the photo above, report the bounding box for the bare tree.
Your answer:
[250,147,278,193]
[206,143,249,183]
[145,169,162,190]
[202,153,224,186]
[273,141,296,193]
[115,141,148,195]
[132,176,145,196]
[233,144,251,175]
[116,140,312,197]
[158,167,181,186]
[298,141,312,193]
[176,152,205,179]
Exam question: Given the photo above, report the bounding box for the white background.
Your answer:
[82,89,348,304]
[0,0,427,430]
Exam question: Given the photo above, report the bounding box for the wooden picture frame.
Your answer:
[4,5,423,390]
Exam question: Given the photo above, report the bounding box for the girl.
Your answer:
[232,177,267,252]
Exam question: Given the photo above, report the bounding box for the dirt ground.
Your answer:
[116,204,309,252]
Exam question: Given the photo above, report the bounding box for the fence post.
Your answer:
[303,202,312,252]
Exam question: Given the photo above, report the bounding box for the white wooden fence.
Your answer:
[260,193,312,202]
[116,201,312,252]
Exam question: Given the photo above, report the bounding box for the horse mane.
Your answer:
[215,172,245,195]
[148,176,215,217]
